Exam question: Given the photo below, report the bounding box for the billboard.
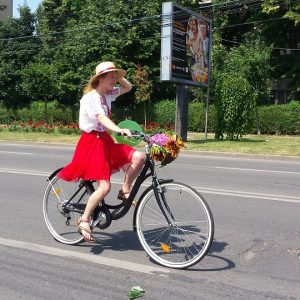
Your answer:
[161,2,212,87]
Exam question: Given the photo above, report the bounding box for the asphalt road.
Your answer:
[0,141,299,299]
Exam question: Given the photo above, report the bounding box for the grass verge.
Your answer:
[186,133,300,157]
[0,130,299,157]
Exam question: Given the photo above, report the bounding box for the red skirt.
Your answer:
[58,131,135,181]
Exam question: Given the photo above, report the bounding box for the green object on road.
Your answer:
[114,120,143,146]
[127,286,145,299]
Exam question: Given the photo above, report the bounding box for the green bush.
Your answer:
[220,75,256,139]
[187,101,217,132]
[56,123,81,134]
[0,102,17,123]
[1,100,299,136]
[258,101,300,135]
[188,101,205,132]
[0,100,76,124]
[153,100,176,128]
[258,105,281,134]
[114,100,177,131]
[26,101,75,123]
[112,101,155,125]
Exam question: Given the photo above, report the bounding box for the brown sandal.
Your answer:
[117,190,130,201]
[76,217,95,242]
[117,190,137,207]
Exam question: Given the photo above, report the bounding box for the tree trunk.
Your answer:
[255,106,261,135]
[143,102,147,128]
[44,100,48,124]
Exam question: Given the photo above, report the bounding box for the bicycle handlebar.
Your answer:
[117,130,153,144]
[117,130,144,136]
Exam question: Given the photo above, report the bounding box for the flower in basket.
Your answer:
[149,133,184,166]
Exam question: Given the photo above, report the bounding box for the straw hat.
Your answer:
[91,62,127,82]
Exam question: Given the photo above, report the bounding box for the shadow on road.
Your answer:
[87,230,142,255]
[84,232,235,272]
[180,240,236,272]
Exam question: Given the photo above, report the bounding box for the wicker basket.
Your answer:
[160,154,176,166]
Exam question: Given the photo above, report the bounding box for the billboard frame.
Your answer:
[161,1,212,88]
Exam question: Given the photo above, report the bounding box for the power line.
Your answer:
[224,16,291,28]
[2,30,299,57]
[221,38,300,51]
[0,13,295,44]
[1,0,298,53]
[1,0,297,42]
[0,13,163,42]
[198,0,292,12]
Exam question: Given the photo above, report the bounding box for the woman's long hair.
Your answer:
[83,75,101,94]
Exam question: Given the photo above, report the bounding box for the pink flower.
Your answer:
[149,133,169,146]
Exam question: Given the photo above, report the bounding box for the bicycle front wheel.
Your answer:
[135,182,214,269]
[43,175,92,245]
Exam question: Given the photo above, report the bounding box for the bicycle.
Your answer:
[43,131,214,269]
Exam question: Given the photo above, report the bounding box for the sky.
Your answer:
[13,0,41,17]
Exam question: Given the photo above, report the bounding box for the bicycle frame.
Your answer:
[43,131,214,267]
[130,154,175,230]
[46,133,175,229]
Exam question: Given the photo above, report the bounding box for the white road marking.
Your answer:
[0,237,170,277]
[0,168,49,177]
[0,150,33,155]
[0,142,74,149]
[215,166,300,176]
[194,186,300,203]
[0,168,299,204]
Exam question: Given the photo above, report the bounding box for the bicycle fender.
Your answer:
[132,179,173,231]
[47,167,63,181]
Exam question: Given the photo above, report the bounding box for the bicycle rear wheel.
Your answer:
[135,182,214,269]
[43,175,92,245]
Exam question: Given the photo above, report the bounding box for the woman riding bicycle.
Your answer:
[58,61,145,242]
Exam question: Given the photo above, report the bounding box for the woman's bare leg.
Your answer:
[79,180,111,240]
[121,151,145,194]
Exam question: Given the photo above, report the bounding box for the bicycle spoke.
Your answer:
[43,175,92,245]
[144,227,171,247]
[136,182,214,269]
[142,205,168,224]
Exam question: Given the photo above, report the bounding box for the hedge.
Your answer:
[258,101,300,135]
[0,100,299,135]
[0,101,75,124]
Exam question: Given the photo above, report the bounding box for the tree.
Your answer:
[262,0,300,99]
[219,75,256,140]
[262,0,300,24]
[0,0,298,125]
[20,61,59,122]
[132,65,152,126]
[213,41,272,138]
[223,42,272,134]
[212,0,299,102]
[33,0,162,107]
[0,4,38,107]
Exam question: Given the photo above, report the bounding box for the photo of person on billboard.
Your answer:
[199,20,210,68]
[186,16,208,84]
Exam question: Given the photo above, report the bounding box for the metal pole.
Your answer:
[175,84,189,142]
[204,85,210,140]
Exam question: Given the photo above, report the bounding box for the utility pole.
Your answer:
[175,84,189,142]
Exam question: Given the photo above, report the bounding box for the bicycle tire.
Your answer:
[43,175,93,245]
[135,182,214,269]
